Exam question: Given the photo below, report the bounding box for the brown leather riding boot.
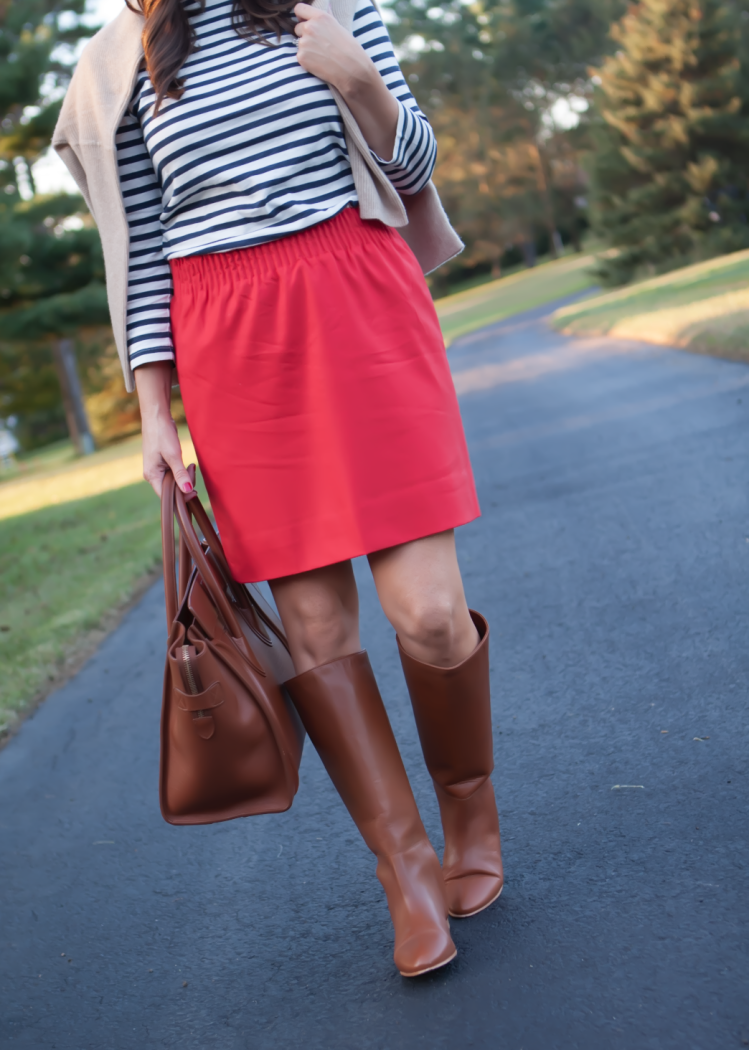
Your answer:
[397,611,503,918]
[285,651,456,977]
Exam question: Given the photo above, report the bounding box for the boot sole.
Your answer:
[399,946,458,978]
[448,882,503,919]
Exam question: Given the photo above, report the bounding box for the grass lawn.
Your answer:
[0,483,163,736]
[0,428,197,520]
[433,251,597,347]
[551,248,749,359]
[0,463,211,739]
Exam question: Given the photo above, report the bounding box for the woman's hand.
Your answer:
[294,3,369,95]
[294,2,399,161]
[134,361,195,499]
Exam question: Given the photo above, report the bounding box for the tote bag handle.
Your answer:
[161,470,245,640]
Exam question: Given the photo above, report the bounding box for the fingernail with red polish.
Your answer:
[183,482,193,493]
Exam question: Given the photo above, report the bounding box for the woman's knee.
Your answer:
[394,593,472,666]
[369,533,478,665]
[270,564,360,672]
[289,592,354,658]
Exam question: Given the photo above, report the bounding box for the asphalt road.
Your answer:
[2,300,748,1050]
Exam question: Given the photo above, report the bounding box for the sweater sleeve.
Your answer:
[115,96,175,370]
[352,0,437,195]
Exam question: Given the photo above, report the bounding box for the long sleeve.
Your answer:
[352,0,438,194]
[115,97,175,370]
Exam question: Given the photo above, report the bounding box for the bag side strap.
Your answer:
[174,485,245,640]
[161,471,178,628]
[177,465,197,605]
[188,495,269,639]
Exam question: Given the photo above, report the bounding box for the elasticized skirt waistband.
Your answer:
[169,206,396,288]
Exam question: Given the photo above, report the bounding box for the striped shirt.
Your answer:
[116,0,437,369]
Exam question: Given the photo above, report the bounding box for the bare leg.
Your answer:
[269,560,361,675]
[368,530,478,666]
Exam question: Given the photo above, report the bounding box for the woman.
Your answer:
[53,0,503,977]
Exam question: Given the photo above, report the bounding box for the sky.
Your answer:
[91,0,125,22]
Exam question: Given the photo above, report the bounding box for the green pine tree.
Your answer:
[386,0,627,277]
[589,0,749,285]
[0,0,109,451]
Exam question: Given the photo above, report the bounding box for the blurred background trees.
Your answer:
[588,0,749,285]
[390,0,749,289]
[2,0,749,454]
[0,0,134,454]
[389,0,629,286]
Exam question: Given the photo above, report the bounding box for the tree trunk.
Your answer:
[530,142,563,259]
[52,338,95,456]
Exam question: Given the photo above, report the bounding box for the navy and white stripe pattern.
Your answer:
[116,0,437,369]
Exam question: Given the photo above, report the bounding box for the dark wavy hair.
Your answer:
[128,0,298,113]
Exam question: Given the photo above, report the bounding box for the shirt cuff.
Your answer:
[369,100,435,195]
[130,349,176,370]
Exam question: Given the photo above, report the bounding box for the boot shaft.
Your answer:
[398,610,494,798]
[285,651,428,856]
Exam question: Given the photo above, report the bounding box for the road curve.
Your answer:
[2,300,748,1049]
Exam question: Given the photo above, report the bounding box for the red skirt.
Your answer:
[170,207,480,583]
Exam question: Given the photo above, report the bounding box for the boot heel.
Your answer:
[437,778,503,918]
[376,840,456,976]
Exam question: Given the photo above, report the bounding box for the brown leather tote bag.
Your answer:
[159,471,304,825]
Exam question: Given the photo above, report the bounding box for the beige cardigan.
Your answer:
[52,0,463,392]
